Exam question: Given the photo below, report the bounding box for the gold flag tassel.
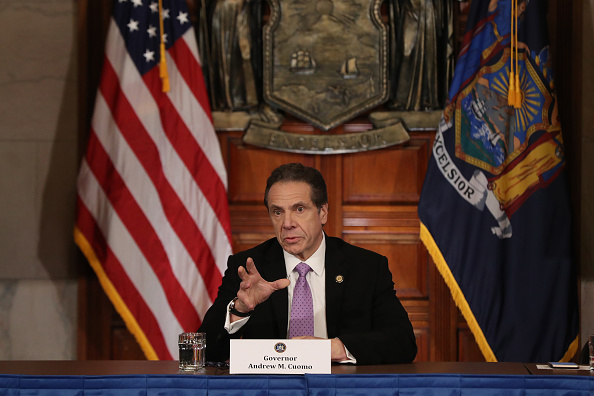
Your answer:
[512,0,522,109]
[158,0,170,93]
[507,0,517,107]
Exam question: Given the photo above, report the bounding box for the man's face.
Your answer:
[267,181,328,261]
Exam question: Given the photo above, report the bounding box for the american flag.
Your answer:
[74,0,232,360]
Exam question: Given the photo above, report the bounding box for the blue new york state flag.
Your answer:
[418,0,579,362]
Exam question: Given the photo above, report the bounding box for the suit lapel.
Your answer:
[259,240,289,338]
[324,237,348,338]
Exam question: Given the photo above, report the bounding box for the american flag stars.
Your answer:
[127,19,139,32]
[117,0,190,70]
[143,49,155,62]
[177,11,189,24]
[147,25,157,38]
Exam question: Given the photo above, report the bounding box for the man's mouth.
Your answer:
[283,236,301,244]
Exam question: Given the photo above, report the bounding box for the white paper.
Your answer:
[229,339,331,374]
[536,364,591,370]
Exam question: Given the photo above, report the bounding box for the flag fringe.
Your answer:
[560,335,579,363]
[74,226,159,360]
[421,222,580,363]
[420,222,498,362]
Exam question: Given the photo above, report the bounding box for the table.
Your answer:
[0,361,592,395]
[0,360,530,376]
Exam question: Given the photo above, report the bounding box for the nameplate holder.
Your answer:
[229,339,331,374]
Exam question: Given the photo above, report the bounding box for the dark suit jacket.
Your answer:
[198,236,417,365]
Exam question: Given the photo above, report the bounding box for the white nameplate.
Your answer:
[229,339,331,374]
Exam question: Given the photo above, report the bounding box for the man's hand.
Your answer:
[232,257,290,320]
[291,336,348,362]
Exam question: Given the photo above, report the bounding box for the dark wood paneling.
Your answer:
[342,236,427,298]
[428,260,458,361]
[343,205,422,230]
[343,139,429,203]
[413,327,429,362]
[403,299,429,362]
[458,325,487,362]
[229,204,275,253]
[112,327,145,360]
[226,134,314,203]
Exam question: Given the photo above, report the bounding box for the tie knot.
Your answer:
[295,262,311,277]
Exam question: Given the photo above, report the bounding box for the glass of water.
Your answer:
[178,332,206,371]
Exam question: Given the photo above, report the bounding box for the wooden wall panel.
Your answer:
[458,325,486,362]
[343,206,421,233]
[404,300,429,362]
[413,328,429,362]
[225,135,314,203]
[229,204,275,253]
[112,326,145,360]
[342,139,429,203]
[428,258,458,361]
[342,237,426,298]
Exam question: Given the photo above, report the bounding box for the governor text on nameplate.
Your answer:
[229,339,331,374]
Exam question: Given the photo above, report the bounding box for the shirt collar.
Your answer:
[283,233,326,276]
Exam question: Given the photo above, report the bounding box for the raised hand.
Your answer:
[234,257,290,313]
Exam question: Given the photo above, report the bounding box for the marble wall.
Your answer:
[0,0,79,359]
[0,280,77,359]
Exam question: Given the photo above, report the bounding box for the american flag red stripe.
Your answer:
[83,129,201,331]
[75,0,232,360]
[145,73,231,245]
[166,38,214,123]
[157,47,232,241]
[75,197,171,359]
[99,59,223,302]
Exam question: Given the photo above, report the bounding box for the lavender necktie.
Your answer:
[289,262,314,338]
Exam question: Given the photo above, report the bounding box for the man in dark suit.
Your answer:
[199,163,417,364]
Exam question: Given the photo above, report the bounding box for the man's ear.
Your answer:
[319,203,329,225]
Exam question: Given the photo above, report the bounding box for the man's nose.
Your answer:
[282,212,295,228]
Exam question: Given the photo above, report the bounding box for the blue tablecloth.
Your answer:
[1,373,593,395]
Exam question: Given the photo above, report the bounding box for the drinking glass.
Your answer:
[178,332,206,370]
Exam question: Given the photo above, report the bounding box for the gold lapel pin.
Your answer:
[335,275,344,283]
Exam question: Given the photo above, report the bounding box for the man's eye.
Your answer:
[273,210,281,216]
[296,207,305,213]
